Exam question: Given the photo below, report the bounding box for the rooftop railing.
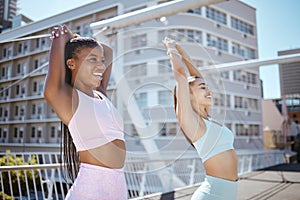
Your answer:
[0,149,286,200]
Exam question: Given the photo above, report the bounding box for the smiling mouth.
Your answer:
[93,72,103,78]
[206,95,212,99]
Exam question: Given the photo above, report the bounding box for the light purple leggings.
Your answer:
[65,163,127,200]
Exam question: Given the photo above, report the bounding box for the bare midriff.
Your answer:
[203,149,238,181]
[79,139,126,169]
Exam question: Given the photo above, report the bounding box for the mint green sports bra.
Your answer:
[193,118,235,163]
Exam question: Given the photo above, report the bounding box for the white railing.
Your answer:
[237,149,286,174]
[0,150,286,200]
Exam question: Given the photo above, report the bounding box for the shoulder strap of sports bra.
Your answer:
[94,90,106,100]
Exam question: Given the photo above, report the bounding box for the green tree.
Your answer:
[0,150,40,198]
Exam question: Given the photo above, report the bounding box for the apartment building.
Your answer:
[0,0,18,32]
[0,0,263,152]
[278,48,300,133]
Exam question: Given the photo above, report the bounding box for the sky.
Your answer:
[18,0,300,99]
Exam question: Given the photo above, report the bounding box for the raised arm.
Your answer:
[163,37,205,142]
[44,25,74,125]
[175,44,203,78]
[96,43,113,96]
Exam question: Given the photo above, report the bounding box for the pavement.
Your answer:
[135,163,300,200]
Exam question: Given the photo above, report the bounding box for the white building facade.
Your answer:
[0,0,263,152]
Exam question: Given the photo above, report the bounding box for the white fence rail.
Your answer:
[0,150,286,200]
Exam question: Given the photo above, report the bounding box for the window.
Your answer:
[249,98,258,110]
[16,85,20,95]
[246,48,255,59]
[3,48,7,58]
[18,43,22,53]
[187,7,201,15]
[38,106,42,115]
[214,93,220,106]
[131,34,147,48]
[206,6,227,25]
[233,70,242,81]
[232,42,255,59]
[243,99,248,109]
[51,126,56,138]
[158,60,172,73]
[19,130,23,138]
[17,64,21,74]
[32,104,36,115]
[213,93,225,106]
[232,42,244,57]
[249,124,259,136]
[158,29,202,44]
[14,128,18,138]
[37,130,42,138]
[58,129,61,139]
[167,123,178,135]
[39,83,43,94]
[221,71,229,79]
[1,67,5,77]
[135,92,147,108]
[41,39,46,48]
[34,60,39,69]
[20,108,24,116]
[207,34,228,52]
[33,81,37,92]
[194,31,202,43]
[83,23,90,36]
[36,38,40,48]
[247,72,257,84]
[158,91,172,105]
[24,43,28,53]
[159,123,167,136]
[125,63,147,77]
[159,122,178,136]
[231,17,254,35]
[226,95,231,108]
[31,127,35,137]
[7,49,11,58]
[194,60,204,68]
[234,96,243,108]
[21,87,25,95]
[235,124,246,136]
[15,106,19,116]
[187,30,194,42]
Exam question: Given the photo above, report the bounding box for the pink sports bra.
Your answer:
[68,89,124,151]
[193,118,234,163]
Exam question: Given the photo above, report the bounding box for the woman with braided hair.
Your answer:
[44,25,127,199]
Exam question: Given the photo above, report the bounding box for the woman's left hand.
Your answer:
[162,37,177,49]
[50,25,74,43]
